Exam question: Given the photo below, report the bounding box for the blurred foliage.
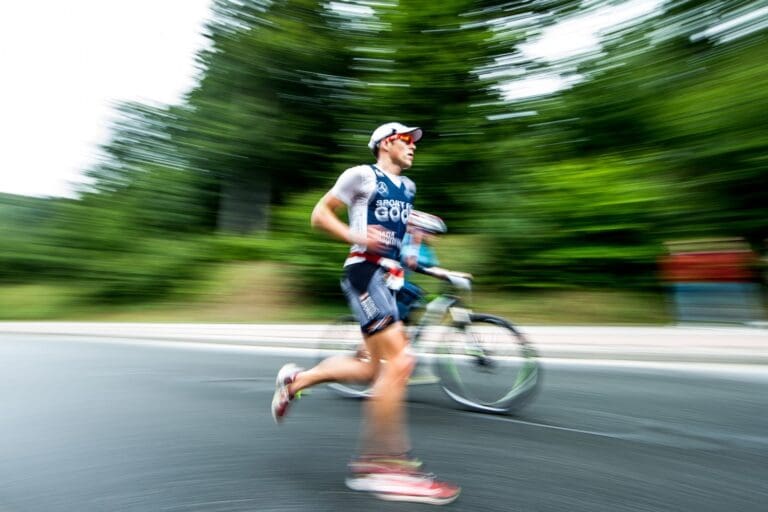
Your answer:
[270,191,352,298]
[475,156,674,288]
[1,0,767,306]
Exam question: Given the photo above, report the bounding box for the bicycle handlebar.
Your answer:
[446,273,472,290]
[414,265,473,291]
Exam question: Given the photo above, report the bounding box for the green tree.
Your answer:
[184,0,360,232]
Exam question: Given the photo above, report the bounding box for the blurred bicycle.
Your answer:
[317,213,540,414]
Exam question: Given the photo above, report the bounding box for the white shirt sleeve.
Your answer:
[329,165,376,256]
[330,165,374,206]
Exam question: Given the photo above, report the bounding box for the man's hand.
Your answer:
[364,225,392,255]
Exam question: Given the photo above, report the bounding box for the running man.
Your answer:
[271,122,460,505]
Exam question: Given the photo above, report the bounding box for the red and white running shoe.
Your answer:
[346,471,460,505]
[271,363,303,423]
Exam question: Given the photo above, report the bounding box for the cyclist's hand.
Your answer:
[446,271,472,290]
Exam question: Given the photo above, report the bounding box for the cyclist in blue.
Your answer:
[397,211,445,321]
[270,122,460,505]
[398,211,473,322]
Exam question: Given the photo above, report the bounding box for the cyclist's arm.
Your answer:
[412,265,472,280]
[413,265,473,291]
[401,236,421,270]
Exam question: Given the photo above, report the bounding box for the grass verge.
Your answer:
[0,261,673,324]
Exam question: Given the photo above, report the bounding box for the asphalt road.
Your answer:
[1,334,767,511]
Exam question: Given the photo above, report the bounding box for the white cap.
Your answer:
[367,122,423,155]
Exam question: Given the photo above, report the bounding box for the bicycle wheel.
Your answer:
[316,315,372,399]
[435,313,540,414]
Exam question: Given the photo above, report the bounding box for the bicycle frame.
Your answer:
[405,292,476,353]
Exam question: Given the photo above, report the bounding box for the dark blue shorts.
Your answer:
[341,262,400,335]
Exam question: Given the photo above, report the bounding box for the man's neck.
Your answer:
[375,159,402,176]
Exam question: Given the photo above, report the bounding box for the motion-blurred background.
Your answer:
[1,0,766,325]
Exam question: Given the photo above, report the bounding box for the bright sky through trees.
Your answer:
[0,0,211,197]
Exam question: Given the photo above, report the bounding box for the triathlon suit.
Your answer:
[330,164,416,335]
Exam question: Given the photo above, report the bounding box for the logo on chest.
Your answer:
[374,199,412,225]
[376,181,389,196]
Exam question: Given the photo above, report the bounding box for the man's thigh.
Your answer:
[342,262,400,335]
[364,321,409,362]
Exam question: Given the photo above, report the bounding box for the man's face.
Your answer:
[384,133,417,169]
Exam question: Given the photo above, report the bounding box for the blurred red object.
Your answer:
[660,239,758,282]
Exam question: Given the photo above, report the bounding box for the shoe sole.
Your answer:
[345,476,460,505]
[374,490,460,505]
[270,387,283,423]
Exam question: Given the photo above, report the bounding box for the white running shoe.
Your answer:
[271,363,303,423]
[346,471,460,505]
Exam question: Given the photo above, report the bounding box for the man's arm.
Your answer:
[311,191,387,253]
[311,191,360,244]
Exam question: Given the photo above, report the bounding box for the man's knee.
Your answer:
[365,323,413,377]
[387,350,415,383]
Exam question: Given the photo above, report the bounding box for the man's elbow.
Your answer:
[310,205,324,230]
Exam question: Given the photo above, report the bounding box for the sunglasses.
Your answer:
[386,133,416,145]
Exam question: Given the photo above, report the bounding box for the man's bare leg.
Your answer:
[281,321,414,456]
[289,354,377,394]
[359,322,415,456]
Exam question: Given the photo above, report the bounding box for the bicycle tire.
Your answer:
[316,315,372,399]
[435,313,540,414]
